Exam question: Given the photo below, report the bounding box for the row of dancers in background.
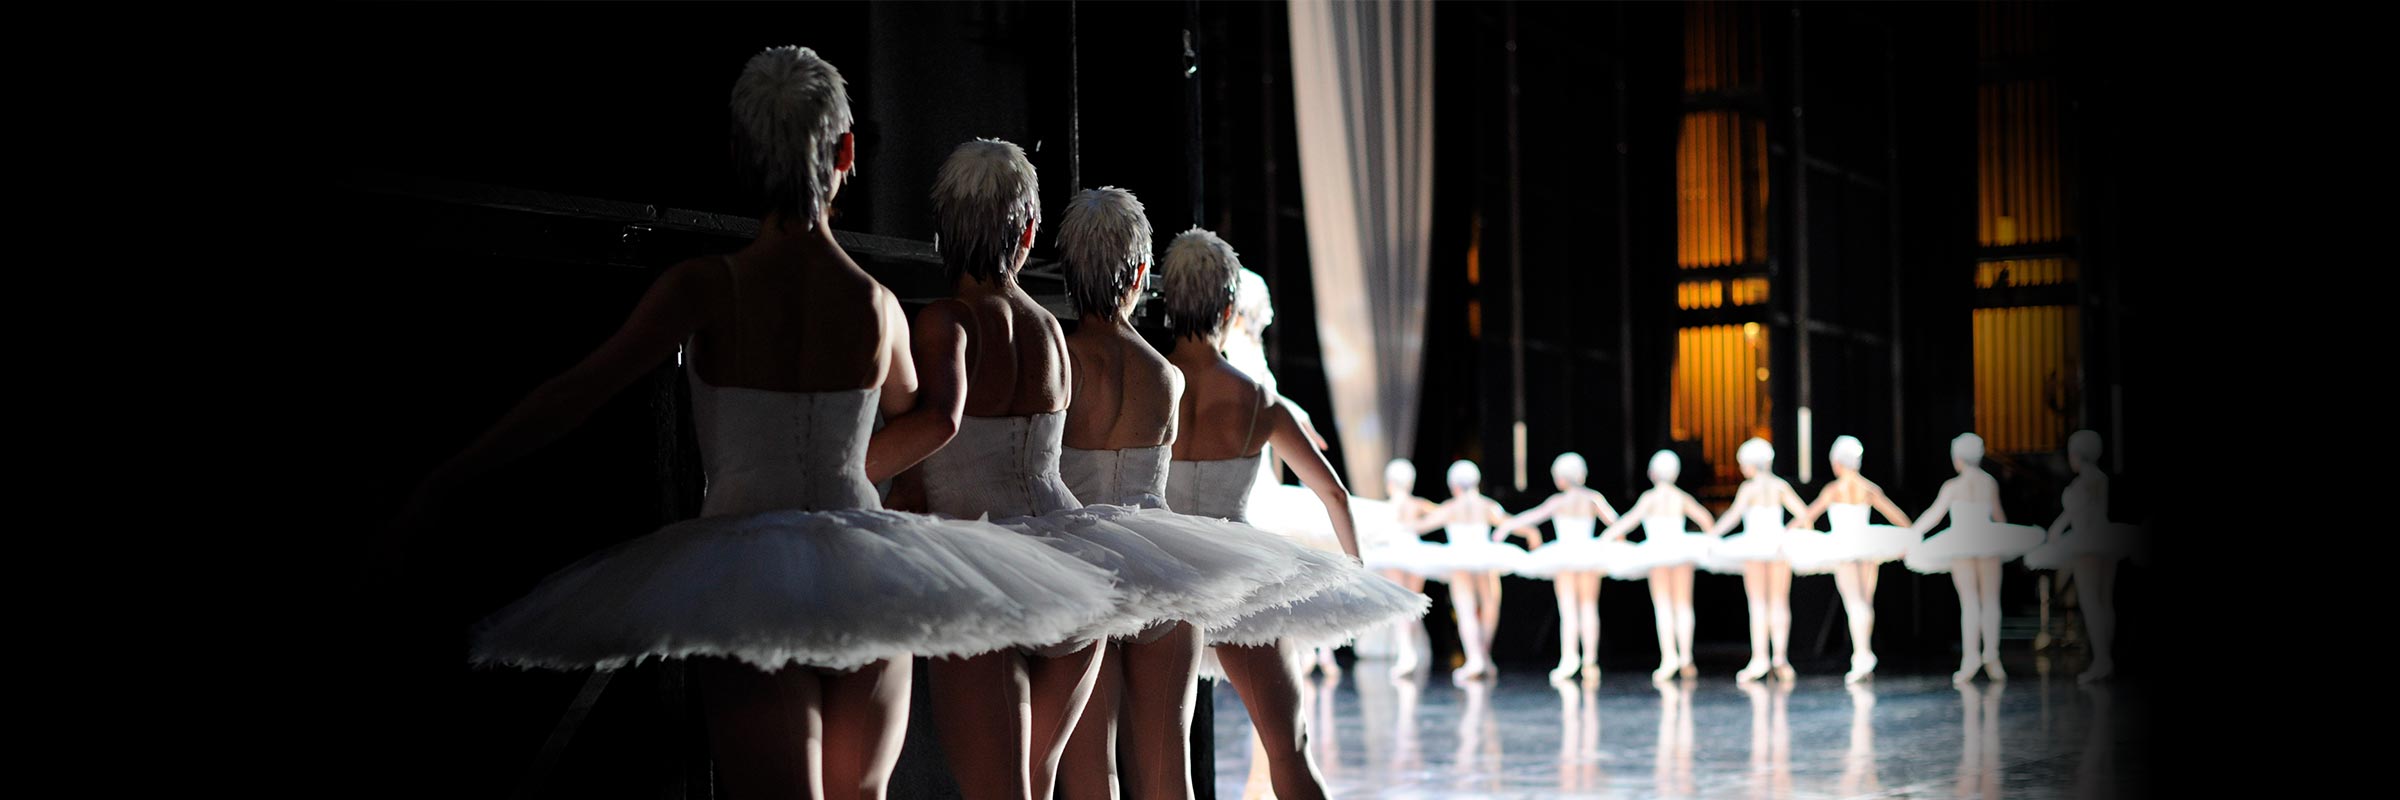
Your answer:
[1333,431,2145,689]
[399,46,1425,800]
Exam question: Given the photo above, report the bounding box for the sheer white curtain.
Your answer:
[1288,0,1434,498]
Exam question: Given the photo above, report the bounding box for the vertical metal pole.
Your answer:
[1506,2,1527,491]
[1185,2,1206,226]
[1614,3,1637,486]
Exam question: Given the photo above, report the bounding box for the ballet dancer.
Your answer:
[1904,433,2043,684]
[1159,226,1424,800]
[1496,452,1622,683]
[1786,435,1916,683]
[1599,450,1716,682]
[1699,438,1809,683]
[2023,430,2144,683]
[1411,460,1528,684]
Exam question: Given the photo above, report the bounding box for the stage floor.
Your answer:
[1209,659,2145,799]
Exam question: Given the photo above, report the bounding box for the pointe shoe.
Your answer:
[1772,663,1796,682]
[1653,662,1680,683]
[1983,658,2008,682]
[1845,653,1878,684]
[1452,666,1476,686]
[1953,661,1980,685]
[1736,661,1769,683]
[1550,662,1580,684]
[2034,631,2053,651]
[1680,661,1698,679]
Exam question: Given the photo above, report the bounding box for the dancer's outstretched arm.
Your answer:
[1864,479,1914,529]
[1588,490,1624,527]
[1680,490,1718,532]
[1789,487,1833,530]
[410,259,713,507]
[1907,480,1956,537]
[1498,494,1569,545]
[1600,492,1657,541]
[1269,401,1362,560]
[1484,499,1516,542]
[1777,480,1810,518]
[1706,483,1758,536]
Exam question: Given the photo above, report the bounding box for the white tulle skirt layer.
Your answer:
[1605,533,1707,580]
[1698,530,1788,575]
[2021,522,2147,570]
[1204,566,1430,649]
[1007,505,1308,638]
[470,509,1124,672]
[1514,537,1614,577]
[1362,538,1449,574]
[1413,538,1532,579]
[1783,526,1917,574]
[1901,520,2043,574]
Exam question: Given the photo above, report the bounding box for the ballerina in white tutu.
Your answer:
[1409,460,1529,684]
[402,48,1120,800]
[1786,435,1916,683]
[1699,438,1810,683]
[1363,458,1444,678]
[1598,450,1718,682]
[1046,186,1326,799]
[897,139,1174,799]
[1159,227,1424,800]
[2023,430,2142,683]
[1903,433,2044,684]
[1495,453,1622,684]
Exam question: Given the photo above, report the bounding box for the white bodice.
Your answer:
[1742,506,1784,535]
[1829,503,1872,532]
[1167,453,1266,522]
[689,370,880,517]
[918,412,1080,519]
[1060,445,1172,509]
[1551,515,1597,542]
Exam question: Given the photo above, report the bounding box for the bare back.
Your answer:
[1063,325,1181,450]
[944,286,1071,417]
[1171,357,1274,461]
[686,250,897,395]
[1944,470,2003,506]
[1823,474,1885,505]
[1556,487,1608,520]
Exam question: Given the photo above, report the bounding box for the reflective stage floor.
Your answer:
[1209,659,2147,799]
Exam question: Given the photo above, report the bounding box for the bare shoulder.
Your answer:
[913,295,970,334]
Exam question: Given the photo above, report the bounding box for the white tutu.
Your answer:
[470,509,1125,672]
[2021,522,2146,571]
[1784,504,1915,573]
[1346,494,1447,574]
[1363,537,1450,574]
[1205,567,1430,649]
[1903,522,2042,574]
[1417,537,1532,578]
[1783,525,1916,573]
[1699,507,1790,574]
[1010,506,1305,637]
[1605,533,1707,580]
[1698,530,1787,575]
[1513,537,1612,577]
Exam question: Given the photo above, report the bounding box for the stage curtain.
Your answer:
[1287,0,1434,498]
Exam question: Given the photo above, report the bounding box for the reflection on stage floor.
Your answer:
[1210,659,2144,799]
